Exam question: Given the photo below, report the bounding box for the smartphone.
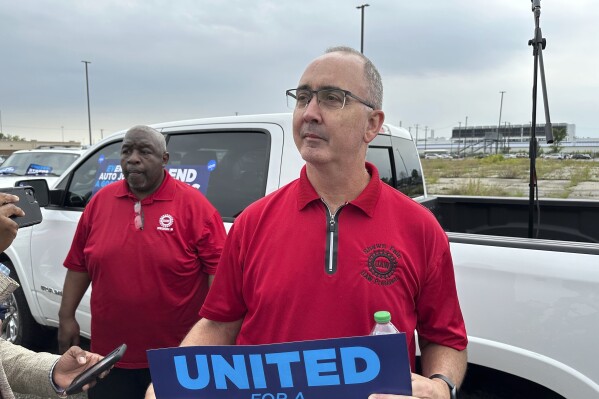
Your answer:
[64,343,127,395]
[0,186,43,227]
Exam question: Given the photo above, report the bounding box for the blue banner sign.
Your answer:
[166,163,213,195]
[92,160,124,195]
[25,163,53,175]
[147,334,411,399]
[91,159,214,195]
[0,166,16,174]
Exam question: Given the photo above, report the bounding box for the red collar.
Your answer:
[296,162,381,217]
[114,170,176,203]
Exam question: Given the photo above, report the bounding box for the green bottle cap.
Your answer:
[374,311,391,323]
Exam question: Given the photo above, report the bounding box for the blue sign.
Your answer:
[25,163,53,175]
[166,163,214,195]
[92,159,124,195]
[147,334,411,399]
[90,160,216,196]
[0,166,15,174]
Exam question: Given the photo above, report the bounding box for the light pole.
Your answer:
[414,124,419,151]
[505,121,509,152]
[496,91,506,154]
[0,109,3,134]
[458,121,462,157]
[82,60,92,146]
[61,126,64,142]
[465,116,470,155]
[356,4,369,54]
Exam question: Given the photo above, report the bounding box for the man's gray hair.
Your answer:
[325,46,383,110]
[126,125,167,152]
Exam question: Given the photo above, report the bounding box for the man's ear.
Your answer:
[364,110,385,143]
[162,152,170,166]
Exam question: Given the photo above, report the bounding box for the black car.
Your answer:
[571,153,592,160]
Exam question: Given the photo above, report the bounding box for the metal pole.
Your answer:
[82,61,92,146]
[0,109,3,134]
[458,121,462,157]
[465,116,470,155]
[414,124,419,146]
[505,121,509,152]
[496,91,505,154]
[356,4,369,54]
[61,126,64,142]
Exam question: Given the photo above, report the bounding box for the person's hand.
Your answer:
[144,382,156,399]
[58,317,81,354]
[52,346,106,392]
[0,193,24,252]
[368,373,450,399]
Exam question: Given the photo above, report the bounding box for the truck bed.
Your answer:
[422,195,599,244]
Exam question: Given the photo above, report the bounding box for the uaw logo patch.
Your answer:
[157,214,174,231]
[361,244,400,286]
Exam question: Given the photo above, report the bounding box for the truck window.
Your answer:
[64,141,123,207]
[59,131,270,219]
[165,131,269,219]
[392,137,424,198]
[366,140,425,198]
[366,147,395,187]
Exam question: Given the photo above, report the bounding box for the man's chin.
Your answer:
[300,149,328,165]
[126,176,146,189]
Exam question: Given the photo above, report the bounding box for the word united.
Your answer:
[147,334,411,399]
[175,346,379,390]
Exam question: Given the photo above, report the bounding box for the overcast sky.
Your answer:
[1,0,598,145]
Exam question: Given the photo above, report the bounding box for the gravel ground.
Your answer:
[427,176,599,198]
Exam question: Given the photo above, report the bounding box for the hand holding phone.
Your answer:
[64,344,127,395]
[0,186,43,227]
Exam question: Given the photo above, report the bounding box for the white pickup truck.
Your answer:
[1,113,597,398]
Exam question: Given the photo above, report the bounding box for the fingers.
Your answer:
[144,383,156,399]
[0,193,20,204]
[0,202,25,218]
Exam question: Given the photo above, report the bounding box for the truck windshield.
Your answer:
[0,152,81,176]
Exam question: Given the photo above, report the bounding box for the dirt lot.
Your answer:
[423,157,599,199]
[428,176,599,199]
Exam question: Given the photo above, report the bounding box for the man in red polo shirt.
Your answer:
[59,125,226,399]
[146,47,468,399]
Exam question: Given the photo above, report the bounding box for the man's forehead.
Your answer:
[298,52,365,88]
[123,132,159,147]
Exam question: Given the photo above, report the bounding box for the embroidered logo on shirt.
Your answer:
[360,244,400,286]
[157,214,174,231]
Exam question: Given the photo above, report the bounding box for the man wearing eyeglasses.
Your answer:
[59,125,227,398]
[146,47,467,399]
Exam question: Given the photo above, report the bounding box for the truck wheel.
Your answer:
[1,261,55,350]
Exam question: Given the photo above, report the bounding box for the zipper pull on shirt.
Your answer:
[321,199,347,275]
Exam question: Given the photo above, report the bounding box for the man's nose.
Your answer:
[302,94,322,123]
[127,150,142,163]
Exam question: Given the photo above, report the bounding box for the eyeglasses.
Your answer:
[286,88,375,110]
[134,201,144,230]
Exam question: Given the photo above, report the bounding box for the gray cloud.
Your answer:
[1,0,598,144]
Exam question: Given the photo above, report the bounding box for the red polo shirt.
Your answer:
[65,171,226,368]
[201,163,467,370]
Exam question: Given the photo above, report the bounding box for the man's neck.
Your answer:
[306,162,370,211]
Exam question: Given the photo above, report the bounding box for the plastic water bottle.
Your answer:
[370,310,400,335]
[0,263,10,277]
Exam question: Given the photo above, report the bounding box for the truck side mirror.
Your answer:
[15,179,50,207]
